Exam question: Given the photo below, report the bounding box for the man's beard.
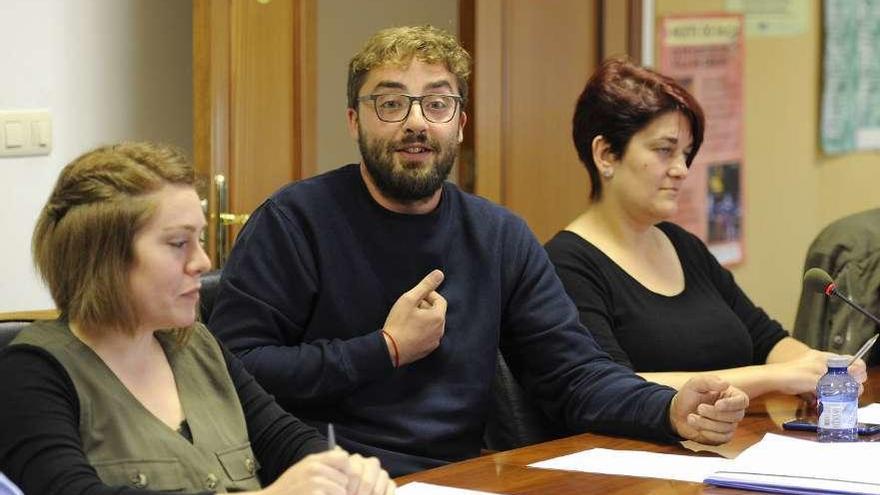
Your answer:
[359,129,457,203]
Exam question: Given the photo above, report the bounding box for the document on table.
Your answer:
[705,433,880,494]
[528,448,731,482]
[706,433,880,495]
[529,433,880,494]
[397,482,504,495]
[859,403,880,423]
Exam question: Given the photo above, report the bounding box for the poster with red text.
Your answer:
[659,14,745,266]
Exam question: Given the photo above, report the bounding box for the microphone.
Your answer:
[803,267,880,328]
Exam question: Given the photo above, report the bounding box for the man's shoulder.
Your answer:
[448,183,527,229]
[272,164,360,203]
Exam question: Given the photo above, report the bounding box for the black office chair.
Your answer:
[199,269,223,322]
[483,350,563,451]
[0,270,221,349]
[0,320,31,347]
[0,269,223,349]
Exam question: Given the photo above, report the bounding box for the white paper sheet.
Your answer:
[397,482,504,495]
[714,433,880,482]
[527,432,880,493]
[859,403,880,424]
[528,447,731,482]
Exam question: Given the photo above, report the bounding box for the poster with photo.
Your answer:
[659,14,745,266]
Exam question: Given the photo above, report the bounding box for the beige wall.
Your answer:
[657,0,880,330]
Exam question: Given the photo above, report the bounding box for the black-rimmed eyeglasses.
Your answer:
[357,94,463,123]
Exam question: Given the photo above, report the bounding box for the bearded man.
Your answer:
[209,25,748,477]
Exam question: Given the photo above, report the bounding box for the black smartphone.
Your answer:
[782,418,880,435]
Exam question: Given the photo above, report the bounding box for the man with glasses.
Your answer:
[209,25,749,476]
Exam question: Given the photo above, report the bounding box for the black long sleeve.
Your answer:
[0,342,325,494]
[220,343,328,484]
[545,222,788,373]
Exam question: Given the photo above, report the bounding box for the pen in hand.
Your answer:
[327,423,336,450]
[849,334,878,366]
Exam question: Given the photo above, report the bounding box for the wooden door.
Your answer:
[469,0,640,242]
[193,0,316,266]
[194,0,637,262]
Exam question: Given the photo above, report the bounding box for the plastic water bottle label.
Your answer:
[818,400,857,429]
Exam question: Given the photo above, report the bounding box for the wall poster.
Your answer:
[821,0,880,154]
[725,0,809,37]
[659,14,745,266]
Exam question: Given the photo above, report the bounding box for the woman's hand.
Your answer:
[260,449,350,495]
[848,356,868,396]
[255,448,395,495]
[346,452,395,495]
[773,349,830,397]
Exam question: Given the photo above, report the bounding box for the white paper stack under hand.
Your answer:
[704,433,880,494]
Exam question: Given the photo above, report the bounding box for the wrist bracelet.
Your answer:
[382,330,400,368]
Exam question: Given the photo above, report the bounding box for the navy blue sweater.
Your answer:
[209,164,678,476]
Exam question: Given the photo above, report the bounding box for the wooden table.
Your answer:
[396,368,880,494]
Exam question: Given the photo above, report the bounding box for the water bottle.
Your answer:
[816,355,858,442]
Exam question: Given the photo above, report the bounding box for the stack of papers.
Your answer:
[859,403,880,423]
[529,433,880,494]
[705,433,880,494]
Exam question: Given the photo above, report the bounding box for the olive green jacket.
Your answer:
[793,209,880,363]
[13,321,262,493]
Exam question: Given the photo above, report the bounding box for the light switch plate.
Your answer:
[4,121,25,148]
[0,110,52,157]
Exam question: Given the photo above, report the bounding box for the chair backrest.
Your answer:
[483,350,563,451]
[0,321,31,348]
[199,269,223,322]
[0,271,222,348]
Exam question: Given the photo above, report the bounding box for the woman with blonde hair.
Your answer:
[0,142,394,495]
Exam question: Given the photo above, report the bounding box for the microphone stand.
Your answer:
[825,283,880,328]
